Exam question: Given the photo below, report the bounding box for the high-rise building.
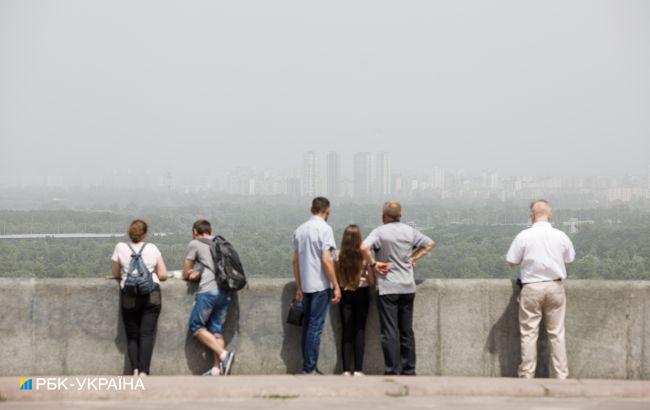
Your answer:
[392,174,403,194]
[375,152,391,196]
[326,151,341,197]
[353,152,372,198]
[164,171,173,192]
[432,167,445,189]
[286,177,301,197]
[302,151,318,197]
[481,170,499,189]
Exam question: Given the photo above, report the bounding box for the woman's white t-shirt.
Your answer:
[111,242,161,289]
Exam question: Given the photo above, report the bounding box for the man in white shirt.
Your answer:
[506,199,575,379]
[292,197,341,374]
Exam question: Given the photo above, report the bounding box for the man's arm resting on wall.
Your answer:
[182,259,201,281]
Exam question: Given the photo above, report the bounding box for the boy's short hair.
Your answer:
[311,197,330,214]
[192,219,212,235]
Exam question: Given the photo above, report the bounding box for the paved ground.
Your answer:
[3,397,650,410]
[2,376,649,409]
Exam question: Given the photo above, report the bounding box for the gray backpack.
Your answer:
[123,243,156,295]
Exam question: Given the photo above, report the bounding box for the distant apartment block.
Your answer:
[353,152,372,198]
[432,167,445,190]
[375,152,391,196]
[302,151,318,197]
[326,151,341,197]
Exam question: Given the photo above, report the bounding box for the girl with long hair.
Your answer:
[336,224,375,375]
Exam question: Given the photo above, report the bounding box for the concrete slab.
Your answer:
[1,376,650,403]
[438,280,492,376]
[565,281,643,379]
[1,278,648,379]
[0,279,34,376]
[4,397,650,410]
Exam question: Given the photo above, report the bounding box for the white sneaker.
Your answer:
[220,351,235,376]
[353,371,365,376]
[342,371,352,376]
[202,367,221,376]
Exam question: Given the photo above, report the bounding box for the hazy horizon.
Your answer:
[1,0,649,184]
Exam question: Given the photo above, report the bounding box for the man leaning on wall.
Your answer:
[506,199,576,379]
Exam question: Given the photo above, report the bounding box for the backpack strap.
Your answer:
[126,242,148,256]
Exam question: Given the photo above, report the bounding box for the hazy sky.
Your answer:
[1,0,649,182]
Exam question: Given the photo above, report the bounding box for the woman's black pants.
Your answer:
[339,287,370,372]
[121,288,161,374]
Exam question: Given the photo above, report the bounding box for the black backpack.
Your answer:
[198,236,247,291]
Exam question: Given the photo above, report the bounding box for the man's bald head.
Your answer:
[382,201,402,223]
[530,199,552,223]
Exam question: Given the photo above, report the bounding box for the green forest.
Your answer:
[1,204,649,280]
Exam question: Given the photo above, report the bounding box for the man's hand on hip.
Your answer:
[410,257,418,268]
[374,262,390,275]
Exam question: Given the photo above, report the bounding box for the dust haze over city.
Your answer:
[1,0,650,281]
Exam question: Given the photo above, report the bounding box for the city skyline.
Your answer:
[3,150,650,206]
[4,151,649,186]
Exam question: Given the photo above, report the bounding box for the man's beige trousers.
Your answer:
[518,280,568,379]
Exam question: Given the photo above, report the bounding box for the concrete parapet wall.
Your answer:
[0,278,648,378]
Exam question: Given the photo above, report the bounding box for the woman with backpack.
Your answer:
[335,224,375,376]
[111,219,168,376]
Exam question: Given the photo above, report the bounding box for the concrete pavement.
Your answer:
[2,376,650,403]
[5,397,650,410]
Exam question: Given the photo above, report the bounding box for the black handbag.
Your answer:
[287,300,305,326]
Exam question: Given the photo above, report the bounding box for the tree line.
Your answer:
[1,205,649,280]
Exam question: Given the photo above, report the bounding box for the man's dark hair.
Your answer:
[192,219,212,235]
[311,196,330,214]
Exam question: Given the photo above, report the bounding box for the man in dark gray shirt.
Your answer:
[361,201,435,375]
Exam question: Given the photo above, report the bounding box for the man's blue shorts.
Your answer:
[188,289,232,334]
